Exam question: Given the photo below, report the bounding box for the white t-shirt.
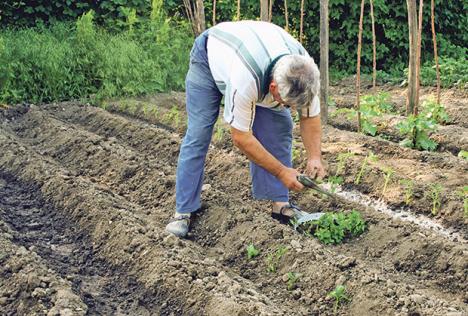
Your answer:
[206,20,320,132]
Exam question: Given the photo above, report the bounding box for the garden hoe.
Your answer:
[295,175,337,225]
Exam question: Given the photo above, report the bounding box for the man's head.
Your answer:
[269,55,320,110]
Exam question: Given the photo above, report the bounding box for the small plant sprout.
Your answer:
[381,166,395,195]
[214,120,225,142]
[246,243,260,260]
[354,152,378,185]
[286,272,300,291]
[428,183,443,215]
[456,186,468,217]
[327,285,349,314]
[458,150,468,160]
[335,152,355,176]
[399,179,414,206]
[164,105,180,126]
[291,140,300,163]
[421,97,450,125]
[266,246,288,273]
[328,175,344,193]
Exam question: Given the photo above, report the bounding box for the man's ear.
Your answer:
[269,80,277,94]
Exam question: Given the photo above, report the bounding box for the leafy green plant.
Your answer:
[354,152,378,185]
[246,243,260,260]
[286,272,300,291]
[328,285,350,314]
[266,246,287,273]
[361,92,394,114]
[292,140,300,163]
[458,150,468,160]
[381,167,395,195]
[399,179,414,206]
[303,210,366,245]
[214,120,226,142]
[335,152,355,176]
[421,98,450,125]
[396,114,438,151]
[428,183,443,216]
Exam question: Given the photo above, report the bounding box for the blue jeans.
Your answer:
[175,32,293,213]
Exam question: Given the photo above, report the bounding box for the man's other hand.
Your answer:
[305,158,327,180]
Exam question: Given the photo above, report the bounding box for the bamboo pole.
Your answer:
[261,0,269,21]
[237,0,241,21]
[430,0,440,104]
[320,0,329,124]
[300,0,305,43]
[370,0,377,90]
[284,0,289,31]
[414,0,423,116]
[269,0,274,22]
[213,0,216,25]
[406,0,418,115]
[356,0,365,133]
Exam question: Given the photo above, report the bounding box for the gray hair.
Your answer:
[272,55,320,110]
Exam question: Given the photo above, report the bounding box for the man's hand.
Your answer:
[277,167,304,191]
[305,158,327,180]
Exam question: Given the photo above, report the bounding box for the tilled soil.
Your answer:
[0,99,467,315]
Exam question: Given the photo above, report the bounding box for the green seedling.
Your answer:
[428,183,443,215]
[381,166,395,195]
[328,175,344,193]
[292,140,300,163]
[328,285,350,314]
[421,98,450,125]
[266,246,288,273]
[164,105,180,126]
[335,152,355,176]
[150,105,159,119]
[355,152,378,185]
[458,150,468,160]
[399,179,414,205]
[213,120,226,142]
[396,114,438,151]
[361,92,394,114]
[456,186,468,217]
[287,272,300,290]
[304,210,366,245]
[246,243,260,260]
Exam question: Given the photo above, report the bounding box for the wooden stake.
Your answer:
[284,0,289,32]
[356,0,365,133]
[212,0,216,26]
[414,0,423,116]
[261,0,269,21]
[320,0,329,124]
[269,0,275,22]
[237,0,241,21]
[300,0,305,43]
[370,0,377,90]
[406,0,418,115]
[431,0,440,104]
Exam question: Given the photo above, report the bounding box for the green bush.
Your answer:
[0,9,192,104]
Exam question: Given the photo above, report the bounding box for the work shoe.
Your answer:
[165,213,191,238]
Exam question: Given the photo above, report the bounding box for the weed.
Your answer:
[428,183,443,215]
[266,246,288,273]
[381,166,395,195]
[355,152,378,185]
[292,140,300,163]
[458,150,468,160]
[397,114,438,151]
[286,272,300,290]
[399,179,414,205]
[214,120,226,142]
[328,285,349,314]
[246,243,260,260]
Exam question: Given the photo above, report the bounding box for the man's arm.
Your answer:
[299,115,327,179]
[230,127,304,191]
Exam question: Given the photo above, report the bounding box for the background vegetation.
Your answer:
[0,0,466,104]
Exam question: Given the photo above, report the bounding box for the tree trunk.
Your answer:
[183,0,206,36]
[300,0,305,43]
[269,0,274,22]
[431,0,440,104]
[260,0,269,21]
[414,0,423,116]
[356,0,365,133]
[319,0,329,124]
[370,0,377,90]
[284,0,289,31]
[237,0,241,21]
[406,0,418,115]
[212,0,216,26]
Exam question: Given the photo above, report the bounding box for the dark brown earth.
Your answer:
[0,83,467,315]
